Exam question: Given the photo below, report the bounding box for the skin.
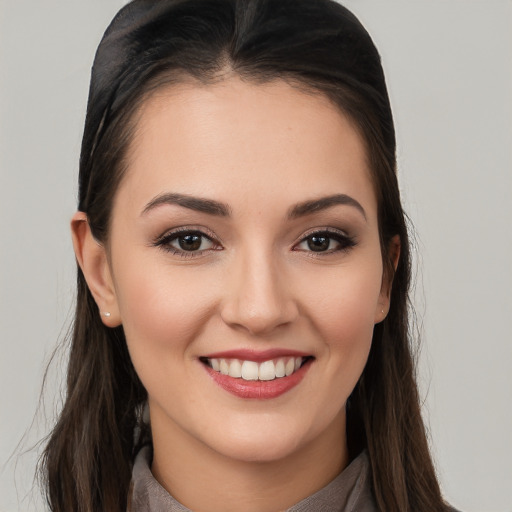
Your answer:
[72,76,398,512]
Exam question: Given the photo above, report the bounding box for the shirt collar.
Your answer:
[129,445,377,512]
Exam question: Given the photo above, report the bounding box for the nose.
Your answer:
[220,248,299,336]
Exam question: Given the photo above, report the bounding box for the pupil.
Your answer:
[308,236,329,252]
[179,234,202,251]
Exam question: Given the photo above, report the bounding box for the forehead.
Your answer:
[118,76,376,218]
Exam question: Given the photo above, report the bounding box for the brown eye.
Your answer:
[307,235,330,252]
[178,234,203,251]
[295,230,356,254]
[155,230,217,255]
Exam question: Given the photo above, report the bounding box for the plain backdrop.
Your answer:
[1,1,511,511]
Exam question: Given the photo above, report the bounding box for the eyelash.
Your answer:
[153,227,221,258]
[153,227,356,258]
[294,228,356,256]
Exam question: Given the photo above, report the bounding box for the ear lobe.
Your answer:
[375,235,401,324]
[71,211,121,327]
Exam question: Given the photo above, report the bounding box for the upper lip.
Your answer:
[201,348,312,362]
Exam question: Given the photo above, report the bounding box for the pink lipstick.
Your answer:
[200,350,313,399]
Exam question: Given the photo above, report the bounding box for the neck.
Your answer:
[150,410,348,512]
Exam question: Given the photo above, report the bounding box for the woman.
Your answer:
[40,0,456,510]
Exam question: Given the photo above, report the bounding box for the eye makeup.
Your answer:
[293,227,357,256]
[151,224,357,259]
[152,226,222,258]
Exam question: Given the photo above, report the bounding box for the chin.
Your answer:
[216,437,301,464]
[204,418,312,464]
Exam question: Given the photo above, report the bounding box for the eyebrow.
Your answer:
[288,194,367,221]
[142,193,231,217]
[141,192,366,220]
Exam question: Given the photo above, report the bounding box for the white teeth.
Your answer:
[259,360,276,381]
[228,359,242,378]
[285,358,295,376]
[219,359,229,375]
[207,356,307,381]
[275,359,286,378]
[241,360,259,380]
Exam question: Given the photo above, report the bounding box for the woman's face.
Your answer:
[106,77,389,463]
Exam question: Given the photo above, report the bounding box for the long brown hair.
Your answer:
[40,0,451,510]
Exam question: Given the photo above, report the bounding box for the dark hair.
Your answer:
[40,0,450,510]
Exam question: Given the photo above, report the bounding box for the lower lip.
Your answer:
[202,359,312,399]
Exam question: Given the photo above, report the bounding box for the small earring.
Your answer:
[103,311,111,317]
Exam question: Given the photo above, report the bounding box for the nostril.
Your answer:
[220,303,299,336]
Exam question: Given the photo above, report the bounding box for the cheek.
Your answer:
[295,253,383,381]
[112,256,216,373]
[304,261,382,339]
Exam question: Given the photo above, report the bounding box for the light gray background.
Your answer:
[1,1,511,511]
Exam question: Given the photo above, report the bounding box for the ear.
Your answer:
[71,211,121,327]
[375,234,401,324]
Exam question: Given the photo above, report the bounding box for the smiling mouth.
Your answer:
[199,356,314,381]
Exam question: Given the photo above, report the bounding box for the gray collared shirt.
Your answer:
[128,445,377,511]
